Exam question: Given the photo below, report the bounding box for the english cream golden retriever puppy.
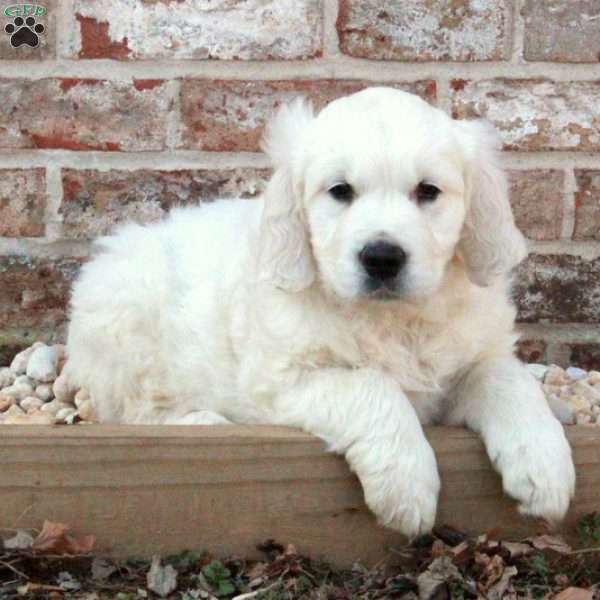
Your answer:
[66,87,575,537]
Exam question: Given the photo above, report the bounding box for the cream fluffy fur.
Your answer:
[66,88,575,537]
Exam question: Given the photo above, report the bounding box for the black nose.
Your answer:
[359,241,407,281]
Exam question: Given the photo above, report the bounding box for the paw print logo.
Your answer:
[4,16,45,48]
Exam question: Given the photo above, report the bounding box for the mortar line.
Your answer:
[44,163,64,242]
[435,79,452,114]
[322,0,340,59]
[561,167,577,240]
[2,58,600,82]
[528,240,600,258]
[509,0,525,65]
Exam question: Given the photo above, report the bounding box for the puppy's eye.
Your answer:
[416,182,441,203]
[328,183,355,203]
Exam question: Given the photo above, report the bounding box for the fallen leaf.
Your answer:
[3,530,35,550]
[31,521,95,554]
[91,557,117,581]
[530,535,572,554]
[553,588,594,600]
[147,555,178,597]
[487,565,517,600]
[501,541,534,558]
[417,556,462,600]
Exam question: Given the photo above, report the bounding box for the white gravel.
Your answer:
[0,342,97,425]
[0,341,598,426]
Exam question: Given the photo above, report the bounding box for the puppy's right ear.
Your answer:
[257,99,316,292]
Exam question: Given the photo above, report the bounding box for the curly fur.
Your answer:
[66,88,575,536]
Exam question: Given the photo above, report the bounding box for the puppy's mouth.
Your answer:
[362,277,403,301]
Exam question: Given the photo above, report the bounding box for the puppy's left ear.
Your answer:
[257,98,316,292]
[456,119,527,287]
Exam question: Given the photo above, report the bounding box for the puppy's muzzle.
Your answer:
[359,241,407,282]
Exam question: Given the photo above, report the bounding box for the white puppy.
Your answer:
[66,87,575,537]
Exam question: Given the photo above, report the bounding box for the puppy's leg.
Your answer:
[271,367,440,537]
[164,411,233,425]
[447,356,575,523]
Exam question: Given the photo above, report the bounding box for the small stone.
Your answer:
[27,344,59,383]
[546,395,575,425]
[588,371,600,385]
[544,365,570,386]
[3,409,55,425]
[573,381,600,405]
[0,394,16,412]
[1,383,35,401]
[40,400,73,416]
[566,366,588,381]
[3,404,25,418]
[576,412,593,425]
[568,395,592,413]
[55,406,78,424]
[35,384,54,402]
[14,374,35,387]
[20,396,44,412]
[52,372,77,404]
[527,363,548,381]
[0,367,15,388]
[9,342,44,375]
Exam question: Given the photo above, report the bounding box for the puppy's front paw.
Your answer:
[355,441,440,538]
[492,421,575,524]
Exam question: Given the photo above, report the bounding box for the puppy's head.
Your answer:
[258,87,526,301]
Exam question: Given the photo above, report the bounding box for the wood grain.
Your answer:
[0,425,598,566]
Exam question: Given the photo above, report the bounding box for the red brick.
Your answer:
[515,339,547,364]
[452,79,600,151]
[63,0,322,60]
[180,80,437,152]
[508,170,563,241]
[0,256,82,330]
[0,0,56,60]
[0,79,171,151]
[574,170,600,241]
[60,168,270,239]
[523,0,600,63]
[0,169,46,237]
[514,254,600,324]
[337,0,508,61]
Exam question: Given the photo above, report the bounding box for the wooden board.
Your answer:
[0,425,598,566]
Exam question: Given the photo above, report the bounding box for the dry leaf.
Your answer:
[487,565,517,600]
[417,556,462,600]
[501,541,534,558]
[31,520,95,554]
[147,555,178,597]
[530,535,572,554]
[553,588,594,600]
[3,530,35,550]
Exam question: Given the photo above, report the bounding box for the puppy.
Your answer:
[66,87,575,537]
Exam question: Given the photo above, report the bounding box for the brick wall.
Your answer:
[0,0,599,368]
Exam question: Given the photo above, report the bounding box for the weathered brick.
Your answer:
[60,168,270,239]
[568,343,600,371]
[0,79,171,151]
[452,79,600,151]
[515,338,547,364]
[0,256,82,330]
[523,0,600,63]
[0,169,46,237]
[63,0,322,60]
[180,79,437,152]
[514,254,600,324]
[574,170,600,241]
[337,0,507,61]
[508,170,563,241]
[0,0,55,60]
